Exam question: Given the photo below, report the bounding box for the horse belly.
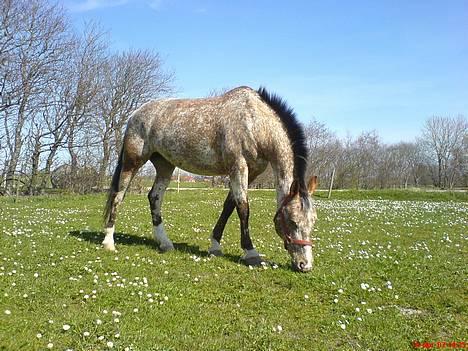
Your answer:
[156,137,226,176]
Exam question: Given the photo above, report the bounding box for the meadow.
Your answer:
[0,190,466,350]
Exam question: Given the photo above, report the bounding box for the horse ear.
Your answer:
[307,176,318,194]
[289,179,300,196]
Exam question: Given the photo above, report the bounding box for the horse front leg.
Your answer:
[230,161,263,266]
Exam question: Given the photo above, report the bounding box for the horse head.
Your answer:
[274,177,317,272]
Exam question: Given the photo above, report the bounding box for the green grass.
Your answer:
[0,190,466,350]
[313,188,468,201]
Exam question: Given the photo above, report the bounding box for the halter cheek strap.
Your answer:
[274,194,313,249]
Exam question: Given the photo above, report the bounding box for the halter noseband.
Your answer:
[274,194,313,249]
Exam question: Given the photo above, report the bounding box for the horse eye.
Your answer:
[289,219,298,230]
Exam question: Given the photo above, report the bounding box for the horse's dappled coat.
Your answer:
[103,86,317,272]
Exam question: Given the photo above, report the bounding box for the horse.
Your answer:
[103,86,317,272]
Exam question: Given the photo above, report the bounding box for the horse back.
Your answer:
[124,87,277,175]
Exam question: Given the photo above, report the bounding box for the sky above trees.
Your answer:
[65,0,468,143]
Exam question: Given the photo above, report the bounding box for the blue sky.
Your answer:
[64,0,468,143]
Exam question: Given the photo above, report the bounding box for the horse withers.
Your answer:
[103,86,317,272]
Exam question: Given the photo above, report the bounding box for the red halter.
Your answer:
[274,194,313,249]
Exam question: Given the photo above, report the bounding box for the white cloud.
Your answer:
[67,0,129,13]
[147,0,163,11]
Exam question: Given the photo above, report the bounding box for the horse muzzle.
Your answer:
[292,259,313,273]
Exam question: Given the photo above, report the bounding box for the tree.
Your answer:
[421,115,467,188]
[92,50,174,187]
[304,119,339,186]
[0,0,69,192]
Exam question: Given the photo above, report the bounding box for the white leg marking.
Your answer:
[153,224,174,252]
[243,248,260,260]
[102,226,116,251]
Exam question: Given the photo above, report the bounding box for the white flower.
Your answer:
[47,343,53,349]
[4,310,11,315]
[333,298,338,303]
[338,289,344,294]
[36,333,42,338]
[96,319,102,325]
[106,341,114,348]
[83,331,90,337]
[34,273,39,278]
[304,294,309,299]
[340,323,346,330]
[366,308,373,314]
[62,324,71,331]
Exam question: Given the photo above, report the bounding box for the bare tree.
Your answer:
[304,119,340,187]
[0,0,69,191]
[92,50,174,187]
[421,115,467,188]
[46,24,107,190]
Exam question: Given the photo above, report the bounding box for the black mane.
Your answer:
[257,86,309,193]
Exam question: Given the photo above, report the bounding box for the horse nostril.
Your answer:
[299,261,306,270]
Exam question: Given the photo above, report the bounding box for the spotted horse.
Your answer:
[103,86,317,272]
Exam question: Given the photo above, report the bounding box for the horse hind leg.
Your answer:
[103,146,146,251]
[148,154,175,252]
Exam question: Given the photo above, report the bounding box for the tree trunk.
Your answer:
[67,129,79,191]
[27,137,42,195]
[5,98,27,190]
[437,157,442,188]
[41,144,59,188]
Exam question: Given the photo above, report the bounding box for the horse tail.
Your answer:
[103,147,124,225]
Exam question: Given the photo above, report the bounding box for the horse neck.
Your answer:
[269,143,295,209]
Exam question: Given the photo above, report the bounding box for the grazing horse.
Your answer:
[103,86,317,272]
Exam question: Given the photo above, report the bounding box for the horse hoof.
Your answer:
[160,243,174,252]
[208,249,223,257]
[243,256,263,267]
[103,243,116,251]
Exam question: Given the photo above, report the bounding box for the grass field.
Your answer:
[0,190,466,350]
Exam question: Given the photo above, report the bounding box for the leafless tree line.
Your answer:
[0,0,174,194]
[0,1,466,195]
[302,115,467,190]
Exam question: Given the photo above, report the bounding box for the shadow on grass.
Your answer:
[68,230,245,265]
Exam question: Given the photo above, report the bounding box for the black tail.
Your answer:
[103,147,124,225]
